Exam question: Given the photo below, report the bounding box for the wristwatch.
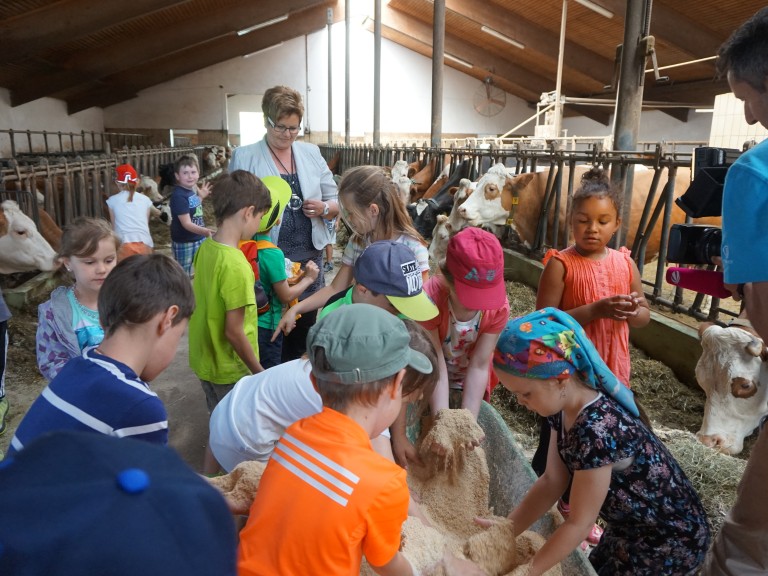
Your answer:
[322,202,330,216]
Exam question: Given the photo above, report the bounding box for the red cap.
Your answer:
[446,227,506,308]
[115,164,138,184]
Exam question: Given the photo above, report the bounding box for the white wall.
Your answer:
[0,88,103,157]
[709,92,768,149]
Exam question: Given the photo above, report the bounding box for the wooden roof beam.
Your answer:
[65,4,342,114]
[443,0,614,84]
[10,0,329,107]
[0,0,189,64]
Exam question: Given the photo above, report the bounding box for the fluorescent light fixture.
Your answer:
[573,0,613,18]
[243,42,284,58]
[445,53,473,68]
[481,26,525,49]
[237,14,289,36]
[645,55,717,74]
[695,108,715,113]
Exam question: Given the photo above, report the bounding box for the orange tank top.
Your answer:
[542,245,634,387]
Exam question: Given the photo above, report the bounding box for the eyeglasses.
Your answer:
[267,117,301,135]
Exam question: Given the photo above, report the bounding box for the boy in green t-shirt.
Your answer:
[189,170,271,474]
[252,177,319,368]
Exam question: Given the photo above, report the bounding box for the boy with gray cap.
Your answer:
[238,304,483,576]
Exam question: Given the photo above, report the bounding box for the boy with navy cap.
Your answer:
[238,304,483,576]
[318,239,438,321]
[0,431,236,576]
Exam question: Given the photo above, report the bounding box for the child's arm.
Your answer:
[196,180,212,200]
[427,327,450,416]
[224,306,263,374]
[177,213,212,237]
[523,465,611,576]
[390,407,421,469]
[271,261,319,305]
[626,260,650,328]
[461,332,500,419]
[273,263,354,338]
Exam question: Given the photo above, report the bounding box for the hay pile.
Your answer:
[498,279,755,536]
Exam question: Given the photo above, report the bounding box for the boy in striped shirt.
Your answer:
[9,254,194,455]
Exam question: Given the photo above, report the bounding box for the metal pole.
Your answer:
[327,8,333,144]
[373,0,382,145]
[430,0,445,147]
[612,0,647,246]
[554,0,567,138]
[344,0,350,145]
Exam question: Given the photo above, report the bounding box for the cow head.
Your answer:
[458,163,511,235]
[428,214,452,265]
[695,322,768,454]
[0,200,58,274]
[391,160,409,182]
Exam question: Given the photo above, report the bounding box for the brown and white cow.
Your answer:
[695,320,768,455]
[428,178,474,263]
[455,163,720,264]
[0,200,58,274]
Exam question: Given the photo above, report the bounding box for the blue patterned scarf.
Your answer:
[493,307,639,417]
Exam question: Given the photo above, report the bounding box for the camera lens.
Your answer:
[696,228,722,265]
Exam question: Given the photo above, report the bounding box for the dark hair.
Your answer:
[313,346,396,412]
[571,167,621,217]
[262,86,305,124]
[98,253,194,338]
[716,7,768,91]
[174,154,199,174]
[338,165,426,246]
[211,170,272,225]
[59,217,120,261]
[401,320,438,425]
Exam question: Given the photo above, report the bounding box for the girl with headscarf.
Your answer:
[483,308,710,576]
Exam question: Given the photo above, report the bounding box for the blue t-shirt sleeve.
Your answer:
[169,190,189,217]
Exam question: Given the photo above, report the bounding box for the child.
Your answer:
[209,319,438,473]
[237,304,483,576]
[170,154,213,276]
[323,215,338,273]
[536,167,650,387]
[251,176,319,369]
[0,290,10,436]
[106,163,154,261]
[485,308,711,575]
[421,226,510,422]
[36,217,120,381]
[319,240,438,322]
[11,254,195,455]
[188,170,271,473]
[275,165,430,337]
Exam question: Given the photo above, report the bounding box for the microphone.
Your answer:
[665,267,732,299]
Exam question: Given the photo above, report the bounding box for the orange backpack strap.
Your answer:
[255,239,277,251]
[238,240,259,279]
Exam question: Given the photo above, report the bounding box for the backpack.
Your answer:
[238,239,278,315]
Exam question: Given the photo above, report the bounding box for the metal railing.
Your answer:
[318,141,734,324]
[0,129,152,158]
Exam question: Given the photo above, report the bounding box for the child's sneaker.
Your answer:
[0,396,9,435]
[324,261,334,273]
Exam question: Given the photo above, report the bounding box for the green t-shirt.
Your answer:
[189,239,259,384]
[255,233,288,331]
[317,287,354,320]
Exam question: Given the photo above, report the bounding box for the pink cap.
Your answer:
[446,227,506,309]
[115,164,138,184]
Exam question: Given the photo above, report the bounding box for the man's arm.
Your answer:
[745,282,768,341]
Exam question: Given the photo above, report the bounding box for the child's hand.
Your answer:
[392,433,422,469]
[596,295,638,321]
[303,260,319,282]
[436,552,489,576]
[273,307,299,340]
[198,181,212,199]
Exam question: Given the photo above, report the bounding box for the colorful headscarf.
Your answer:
[493,307,639,417]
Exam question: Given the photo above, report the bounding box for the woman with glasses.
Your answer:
[229,85,338,362]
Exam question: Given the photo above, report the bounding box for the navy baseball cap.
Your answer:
[354,241,438,321]
[0,431,236,576]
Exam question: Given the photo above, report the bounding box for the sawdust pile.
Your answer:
[206,460,266,516]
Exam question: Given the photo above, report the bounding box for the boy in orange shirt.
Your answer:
[237,304,484,576]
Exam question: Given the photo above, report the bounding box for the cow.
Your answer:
[428,178,475,262]
[411,158,473,238]
[137,175,164,203]
[695,319,768,455]
[456,163,720,264]
[391,160,409,182]
[409,158,437,202]
[0,200,58,274]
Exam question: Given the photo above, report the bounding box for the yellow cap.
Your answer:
[259,176,292,233]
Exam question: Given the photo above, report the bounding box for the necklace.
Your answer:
[71,286,99,322]
[267,142,298,185]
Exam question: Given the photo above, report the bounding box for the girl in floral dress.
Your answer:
[485,308,710,576]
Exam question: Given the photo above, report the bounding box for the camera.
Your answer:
[667,224,722,265]
[667,147,739,265]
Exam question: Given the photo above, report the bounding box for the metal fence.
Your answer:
[318,141,733,325]
[0,129,153,159]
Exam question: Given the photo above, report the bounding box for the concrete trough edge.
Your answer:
[3,271,58,311]
[502,248,701,389]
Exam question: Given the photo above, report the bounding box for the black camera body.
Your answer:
[667,224,722,265]
[667,147,740,265]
